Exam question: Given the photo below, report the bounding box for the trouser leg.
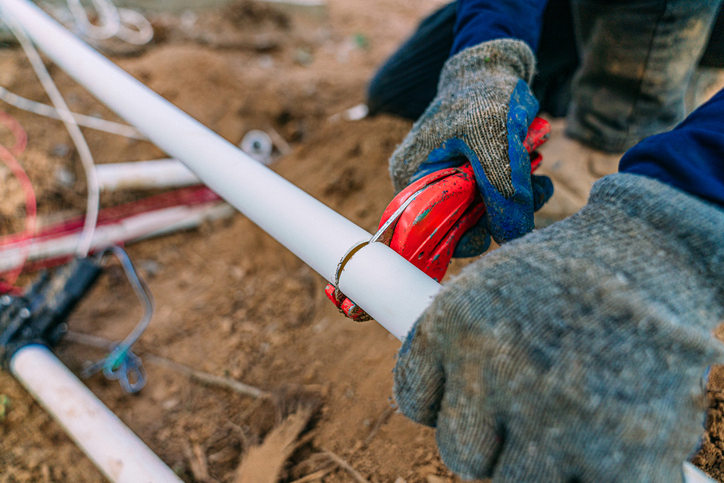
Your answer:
[700,4,724,68]
[366,2,456,120]
[567,0,724,153]
[531,0,579,117]
[366,0,579,120]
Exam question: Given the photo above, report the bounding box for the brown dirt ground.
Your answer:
[0,1,723,482]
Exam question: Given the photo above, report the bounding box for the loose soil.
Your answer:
[0,1,723,482]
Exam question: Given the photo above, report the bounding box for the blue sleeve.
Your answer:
[451,0,548,55]
[619,88,724,210]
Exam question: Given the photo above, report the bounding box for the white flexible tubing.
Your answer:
[96,159,200,191]
[3,15,100,258]
[11,345,183,483]
[0,0,441,341]
[684,462,717,483]
[0,86,145,139]
[115,8,154,45]
[66,0,120,40]
[66,0,153,45]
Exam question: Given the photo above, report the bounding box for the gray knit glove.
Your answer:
[389,39,553,251]
[394,173,724,482]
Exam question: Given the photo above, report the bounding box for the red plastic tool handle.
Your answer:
[326,117,551,320]
[378,117,550,281]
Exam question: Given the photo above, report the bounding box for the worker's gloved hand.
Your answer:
[389,39,553,254]
[394,173,724,482]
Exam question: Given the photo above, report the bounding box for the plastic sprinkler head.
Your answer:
[240,130,274,165]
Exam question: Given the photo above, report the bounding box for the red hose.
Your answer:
[0,110,36,293]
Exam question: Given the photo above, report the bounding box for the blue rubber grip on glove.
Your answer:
[413,80,553,255]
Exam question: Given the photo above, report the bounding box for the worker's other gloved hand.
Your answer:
[389,39,553,254]
[395,173,724,482]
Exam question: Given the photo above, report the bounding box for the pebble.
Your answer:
[294,47,314,66]
[162,399,180,410]
[51,143,70,157]
[258,55,274,69]
[54,167,75,187]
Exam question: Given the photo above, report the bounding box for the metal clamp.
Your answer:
[326,187,426,322]
[329,240,369,304]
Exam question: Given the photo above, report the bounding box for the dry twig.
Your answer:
[289,467,335,483]
[364,405,396,445]
[65,330,267,398]
[145,354,266,398]
[321,449,369,483]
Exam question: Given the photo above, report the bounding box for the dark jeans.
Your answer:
[368,0,724,152]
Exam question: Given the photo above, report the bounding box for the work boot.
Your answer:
[533,118,622,226]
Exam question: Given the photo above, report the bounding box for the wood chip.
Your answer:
[183,441,215,483]
[234,403,316,483]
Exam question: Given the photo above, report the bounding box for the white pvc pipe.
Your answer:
[0,0,440,341]
[10,345,183,483]
[96,159,201,191]
[0,203,233,271]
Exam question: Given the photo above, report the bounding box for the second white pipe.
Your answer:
[11,345,183,483]
[96,159,200,191]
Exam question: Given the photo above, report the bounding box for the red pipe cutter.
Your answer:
[326,117,551,321]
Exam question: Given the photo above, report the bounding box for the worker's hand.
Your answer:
[394,173,724,482]
[389,39,553,251]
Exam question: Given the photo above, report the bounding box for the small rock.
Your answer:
[294,47,314,66]
[220,317,234,335]
[180,10,197,30]
[426,475,445,483]
[162,398,180,410]
[138,259,162,277]
[54,166,75,187]
[258,55,274,69]
[229,266,246,281]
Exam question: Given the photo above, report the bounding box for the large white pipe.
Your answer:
[11,345,183,483]
[0,0,440,341]
[0,3,714,483]
[684,462,716,483]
